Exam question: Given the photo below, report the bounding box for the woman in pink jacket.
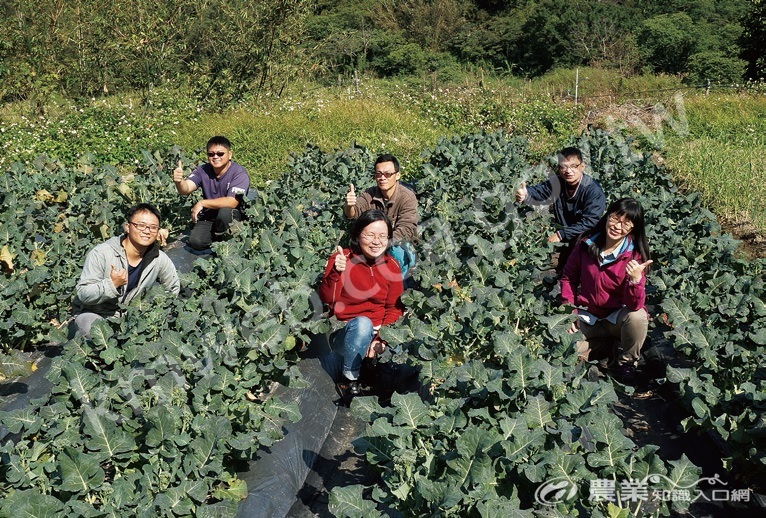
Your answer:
[560,198,653,384]
[318,210,404,401]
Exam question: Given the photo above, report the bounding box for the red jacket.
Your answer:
[318,249,404,327]
[560,238,647,319]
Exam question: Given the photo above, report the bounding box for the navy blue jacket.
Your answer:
[525,173,605,243]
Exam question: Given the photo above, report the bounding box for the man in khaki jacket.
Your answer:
[343,154,418,275]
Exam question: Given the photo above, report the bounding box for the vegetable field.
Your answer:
[0,130,763,516]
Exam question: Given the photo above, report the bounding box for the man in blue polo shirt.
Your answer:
[515,146,605,272]
[173,136,250,251]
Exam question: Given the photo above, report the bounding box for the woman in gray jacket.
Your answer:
[70,203,180,338]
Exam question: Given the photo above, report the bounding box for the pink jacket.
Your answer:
[560,238,647,319]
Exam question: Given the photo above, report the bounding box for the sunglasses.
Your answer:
[207,151,227,158]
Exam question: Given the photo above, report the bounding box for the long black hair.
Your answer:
[349,209,393,255]
[586,198,651,266]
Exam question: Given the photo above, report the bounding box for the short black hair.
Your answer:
[126,203,161,224]
[374,154,399,172]
[559,146,583,163]
[206,136,232,151]
[349,209,393,255]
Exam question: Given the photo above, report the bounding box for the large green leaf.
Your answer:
[0,407,42,435]
[57,448,105,493]
[0,489,65,516]
[446,426,501,488]
[328,485,380,518]
[61,363,100,405]
[523,395,554,430]
[391,392,430,428]
[145,405,180,448]
[82,407,137,458]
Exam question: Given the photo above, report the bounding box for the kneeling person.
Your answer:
[173,135,250,251]
[560,198,653,385]
[343,154,417,276]
[70,203,180,338]
[318,210,405,402]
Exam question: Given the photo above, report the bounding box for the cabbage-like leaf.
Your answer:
[328,484,380,517]
[0,488,65,516]
[391,392,429,428]
[58,448,105,493]
[82,407,137,458]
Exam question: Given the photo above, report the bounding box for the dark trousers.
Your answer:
[554,240,575,275]
[187,207,243,250]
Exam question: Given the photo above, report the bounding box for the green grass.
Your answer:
[172,92,447,185]
[662,94,766,235]
[1,71,763,243]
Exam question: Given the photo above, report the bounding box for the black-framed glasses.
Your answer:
[207,151,227,157]
[374,171,397,178]
[129,221,160,233]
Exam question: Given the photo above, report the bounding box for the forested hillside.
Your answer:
[1,0,763,109]
[309,0,757,83]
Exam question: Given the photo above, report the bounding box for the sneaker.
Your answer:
[612,364,638,386]
[335,376,361,405]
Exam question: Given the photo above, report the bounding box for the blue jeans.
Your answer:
[388,243,416,277]
[330,316,375,380]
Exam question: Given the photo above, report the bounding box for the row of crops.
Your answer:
[0,130,764,515]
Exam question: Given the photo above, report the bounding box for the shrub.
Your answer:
[684,52,747,85]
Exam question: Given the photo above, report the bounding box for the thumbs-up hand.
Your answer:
[110,264,128,288]
[173,160,184,184]
[515,181,527,202]
[626,259,653,284]
[334,245,347,272]
[345,183,357,208]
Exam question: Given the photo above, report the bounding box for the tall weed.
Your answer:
[662,94,766,233]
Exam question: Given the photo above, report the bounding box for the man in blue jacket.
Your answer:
[515,147,605,271]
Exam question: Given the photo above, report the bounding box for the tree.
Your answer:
[740,0,766,79]
[637,13,698,74]
[685,51,747,84]
[371,0,471,52]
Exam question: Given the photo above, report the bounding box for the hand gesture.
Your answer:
[173,160,185,184]
[566,319,580,334]
[367,338,386,358]
[626,259,653,284]
[345,183,356,208]
[191,201,204,223]
[110,264,128,288]
[515,181,527,203]
[334,246,347,272]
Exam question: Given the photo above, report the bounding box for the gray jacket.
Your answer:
[72,236,180,317]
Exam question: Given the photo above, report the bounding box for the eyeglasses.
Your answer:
[360,233,389,243]
[207,151,227,158]
[129,221,160,233]
[607,215,634,232]
[374,171,397,178]
[558,162,582,172]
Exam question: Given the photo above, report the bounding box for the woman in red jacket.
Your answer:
[560,198,653,384]
[318,210,404,399]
